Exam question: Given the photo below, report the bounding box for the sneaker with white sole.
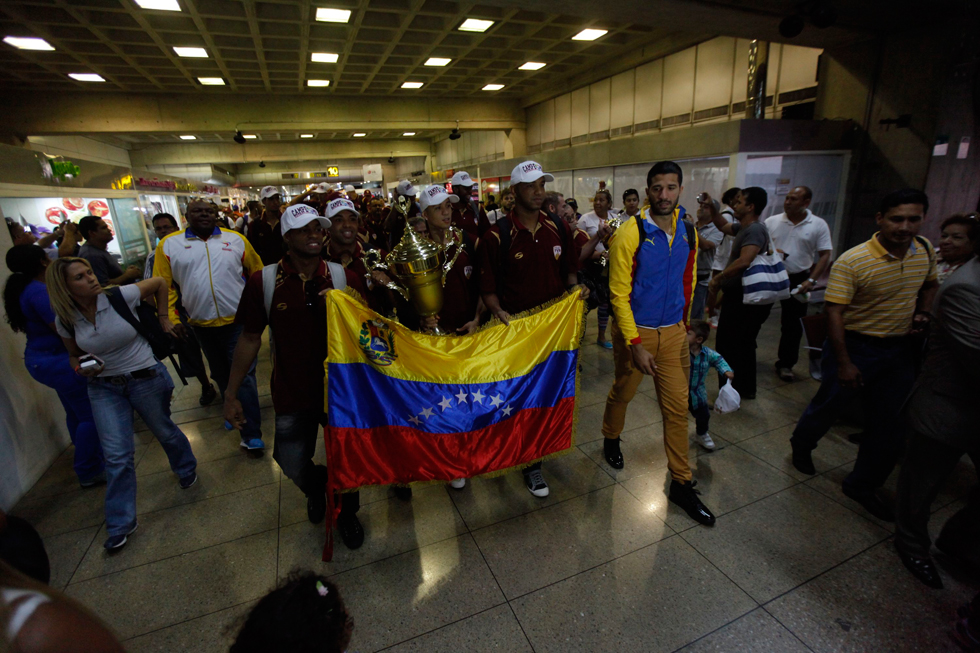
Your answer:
[450,478,466,489]
[696,432,716,451]
[240,438,265,451]
[523,469,549,497]
[104,522,138,551]
[809,358,822,381]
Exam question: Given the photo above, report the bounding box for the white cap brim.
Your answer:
[283,215,331,233]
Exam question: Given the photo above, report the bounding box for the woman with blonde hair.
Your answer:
[47,257,197,552]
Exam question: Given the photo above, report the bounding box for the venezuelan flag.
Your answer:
[323,289,585,492]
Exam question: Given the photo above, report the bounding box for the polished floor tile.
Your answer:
[11,485,106,537]
[705,390,802,443]
[124,601,256,653]
[737,423,858,481]
[575,391,664,445]
[43,525,99,589]
[676,608,811,652]
[136,414,276,476]
[578,420,700,481]
[382,604,533,653]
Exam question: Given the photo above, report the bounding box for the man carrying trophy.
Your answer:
[478,161,587,498]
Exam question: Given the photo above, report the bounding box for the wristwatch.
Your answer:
[806,278,816,284]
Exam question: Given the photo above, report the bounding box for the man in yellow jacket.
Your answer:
[154,199,266,450]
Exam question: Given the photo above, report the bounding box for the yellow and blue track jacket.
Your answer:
[607,206,698,345]
[153,227,263,327]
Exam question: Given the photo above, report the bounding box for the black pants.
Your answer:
[715,289,773,397]
[895,429,979,560]
[689,400,711,435]
[776,271,811,370]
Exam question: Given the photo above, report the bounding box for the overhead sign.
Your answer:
[362,163,382,182]
[327,166,340,177]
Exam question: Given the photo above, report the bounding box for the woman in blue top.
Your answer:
[3,245,105,487]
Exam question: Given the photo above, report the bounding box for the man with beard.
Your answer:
[486,186,515,226]
[601,161,714,526]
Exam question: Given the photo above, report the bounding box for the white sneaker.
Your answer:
[523,469,549,497]
[696,432,716,451]
[450,478,466,490]
[809,359,822,381]
[708,315,719,328]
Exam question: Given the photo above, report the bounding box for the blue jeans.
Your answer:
[193,324,262,442]
[88,362,197,536]
[790,332,916,493]
[690,277,710,322]
[25,347,105,483]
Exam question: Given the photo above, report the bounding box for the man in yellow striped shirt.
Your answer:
[790,189,938,522]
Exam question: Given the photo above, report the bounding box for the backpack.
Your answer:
[104,288,186,384]
[262,261,347,318]
[494,212,572,295]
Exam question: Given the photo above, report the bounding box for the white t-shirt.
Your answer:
[711,208,735,271]
[486,208,507,225]
[764,210,833,274]
[578,211,611,253]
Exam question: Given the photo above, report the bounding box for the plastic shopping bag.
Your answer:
[714,383,741,414]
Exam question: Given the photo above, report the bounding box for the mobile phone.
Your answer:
[78,354,103,370]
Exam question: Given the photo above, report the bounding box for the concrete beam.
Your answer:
[129,139,433,167]
[3,94,525,136]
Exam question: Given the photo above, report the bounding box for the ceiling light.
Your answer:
[401,82,423,89]
[311,52,339,63]
[3,36,55,51]
[403,132,416,136]
[572,28,607,41]
[425,57,450,66]
[459,18,493,32]
[134,0,181,10]
[243,134,257,139]
[198,77,224,85]
[315,7,351,23]
[482,83,504,91]
[352,133,366,137]
[179,135,196,140]
[307,79,330,87]
[69,73,105,82]
[174,46,207,58]
[259,161,266,168]
[300,134,315,138]
[519,62,545,71]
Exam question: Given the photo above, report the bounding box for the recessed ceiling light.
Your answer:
[311,52,339,63]
[173,46,207,58]
[572,28,608,41]
[179,135,196,140]
[459,18,493,32]
[69,73,105,82]
[3,36,55,51]
[352,133,366,137]
[519,62,546,71]
[300,134,315,138]
[401,82,423,89]
[243,134,257,139]
[134,0,181,10]
[425,57,451,66]
[403,132,416,136]
[315,7,351,23]
[482,84,504,91]
[198,77,224,85]
[307,79,330,87]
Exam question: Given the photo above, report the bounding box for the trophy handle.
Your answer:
[363,249,410,300]
[440,227,463,287]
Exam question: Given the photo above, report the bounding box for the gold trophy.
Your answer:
[365,217,462,335]
[599,211,625,267]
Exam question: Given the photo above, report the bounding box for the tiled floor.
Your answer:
[11,310,978,652]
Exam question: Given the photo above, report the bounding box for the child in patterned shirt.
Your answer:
[688,320,734,451]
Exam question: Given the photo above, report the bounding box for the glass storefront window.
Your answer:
[138,194,182,248]
[107,198,150,267]
[0,195,126,259]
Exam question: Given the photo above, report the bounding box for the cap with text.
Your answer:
[395,180,418,196]
[260,186,281,200]
[449,171,476,187]
[510,161,554,185]
[420,184,460,211]
[326,198,360,219]
[280,204,331,233]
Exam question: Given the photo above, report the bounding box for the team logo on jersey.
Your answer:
[276,303,287,311]
[553,245,562,259]
[514,252,524,260]
[464,265,473,279]
[359,320,397,367]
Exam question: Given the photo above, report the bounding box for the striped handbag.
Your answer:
[742,232,791,305]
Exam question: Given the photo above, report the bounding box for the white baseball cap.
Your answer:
[280,204,330,233]
[312,182,331,194]
[419,184,460,212]
[510,161,554,185]
[343,184,355,192]
[449,171,475,187]
[259,185,281,200]
[396,179,417,196]
[325,197,360,219]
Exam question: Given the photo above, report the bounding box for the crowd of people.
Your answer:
[3,158,978,651]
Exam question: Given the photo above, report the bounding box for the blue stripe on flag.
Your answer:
[328,349,577,434]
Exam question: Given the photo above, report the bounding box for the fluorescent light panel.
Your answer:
[572,28,607,41]
[352,133,366,137]
[307,79,330,87]
[425,57,450,66]
[519,61,545,70]
[173,46,207,58]
[459,18,493,32]
[243,134,257,139]
[300,134,315,138]
[482,84,504,91]
[311,52,339,63]
[403,132,416,136]
[3,36,55,51]
[134,0,181,10]
[401,81,423,89]
[179,135,196,140]
[69,73,105,82]
[198,77,224,85]
[315,7,351,22]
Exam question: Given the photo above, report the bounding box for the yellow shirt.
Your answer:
[825,233,937,337]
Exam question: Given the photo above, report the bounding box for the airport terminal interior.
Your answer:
[0,0,978,651]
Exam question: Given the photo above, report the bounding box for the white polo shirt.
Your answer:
[765,209,833,275]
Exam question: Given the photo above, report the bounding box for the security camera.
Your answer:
[233,130,246,144]
[258,161,266,168]
[449,128,461,141]
[387,156,395,164]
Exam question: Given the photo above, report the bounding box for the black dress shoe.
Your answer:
[337,513,364,550]
[603,438,624,470]
[668,480,716,526]
[897,548,943,589]
[791,447,816,475]
[307,489,327,524]
[841,485,894,522]
[199,383,217,406]
[393,486,413,501]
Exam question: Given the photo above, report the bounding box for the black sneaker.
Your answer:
[307,488,327,524]
[178,472,198,489]
[199,383,217,406]
[791,446,816,475]
[337,513,364,550]
[668,480,716,526]
[603,437,624,469]
[393,486,413,501]
[79,471,107,488]
[104,522,138,551]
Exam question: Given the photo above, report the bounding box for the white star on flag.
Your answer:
[489,393,503,408]
[420,407,434,419]
[438,396,453,411]
[408,415,421,426]
[501,404,513,416]
[455,390,468,404]
[471,390,485,404]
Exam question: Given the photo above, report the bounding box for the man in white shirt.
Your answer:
[485,186,514,226]
[765,186,833,381]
